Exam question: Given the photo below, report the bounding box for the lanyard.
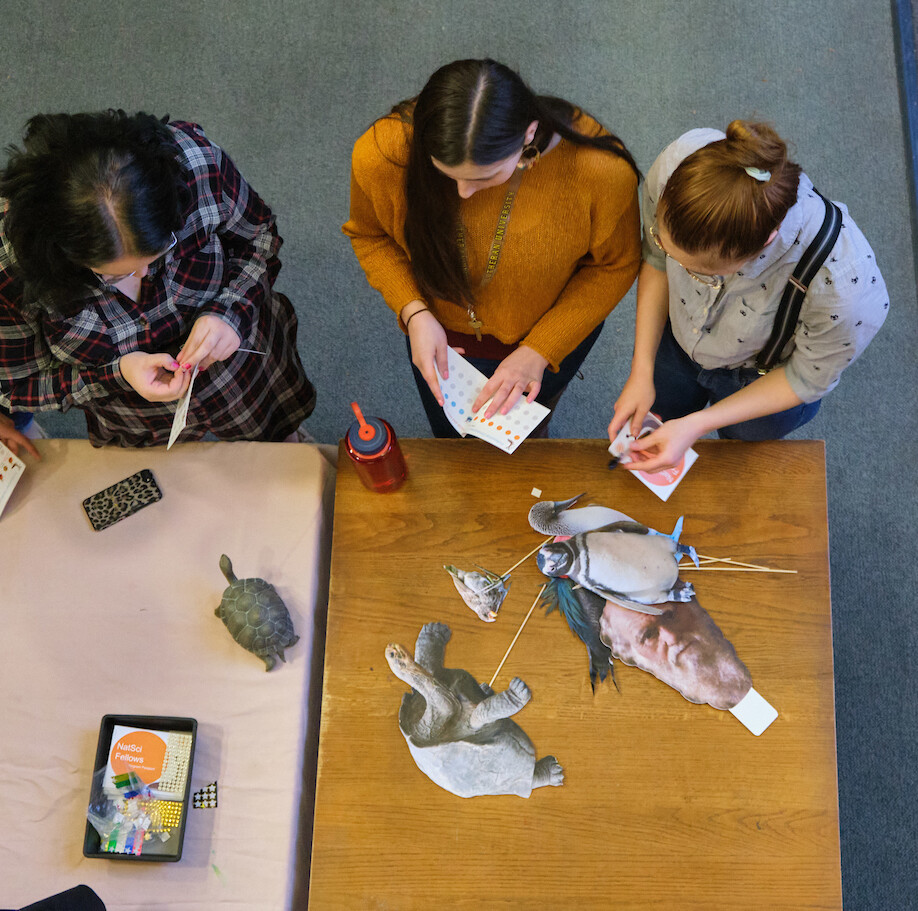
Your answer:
[456,165,526,340]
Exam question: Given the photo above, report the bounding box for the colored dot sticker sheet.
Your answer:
[0,441,26,519]
[436,347,550,454]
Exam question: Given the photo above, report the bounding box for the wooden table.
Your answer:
[309,439,840,910]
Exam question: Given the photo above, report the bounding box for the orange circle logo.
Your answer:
[110,730,167,784]
[639,454,685,486]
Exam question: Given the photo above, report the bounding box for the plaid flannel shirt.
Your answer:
[0,122,313,446]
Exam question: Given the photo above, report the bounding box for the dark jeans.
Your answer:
[653,321,820,440]
[0,405,34,432]
[408,322,604,439]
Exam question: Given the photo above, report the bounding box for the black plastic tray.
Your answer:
[83,714,197,862]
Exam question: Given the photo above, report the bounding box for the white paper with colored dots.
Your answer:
[0,441,26,519]
[436,348,549,454]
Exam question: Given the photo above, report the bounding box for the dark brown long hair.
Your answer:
[1,110,185,312]
[660,120,802,261]
[391,59,640,307]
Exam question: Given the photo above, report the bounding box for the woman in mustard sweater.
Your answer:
[343,58,641,437]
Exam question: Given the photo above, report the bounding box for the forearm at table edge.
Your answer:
[683,367,805,437]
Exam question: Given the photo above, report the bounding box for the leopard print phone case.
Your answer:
[82,469,163,531]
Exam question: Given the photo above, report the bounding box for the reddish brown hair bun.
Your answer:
[659,120,802,261]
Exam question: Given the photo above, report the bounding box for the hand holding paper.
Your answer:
[436,348,548,454]
[471,345,549,419]
[0,414,39,460]
[120,352,190,403]
[175,313,241,371]
[609,412,697,501]
[0,441,26,518]
[626,415,701,474]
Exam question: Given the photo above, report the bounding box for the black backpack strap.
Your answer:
[755,191,843,373]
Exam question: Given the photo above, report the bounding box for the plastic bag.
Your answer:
[86,765,156,855]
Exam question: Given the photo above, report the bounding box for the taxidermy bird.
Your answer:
[444,564,509,622]
[528,492,633,536]
[537,517,697,615]
[539,577,618,693]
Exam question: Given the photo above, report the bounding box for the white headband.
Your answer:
[744,166,771,182]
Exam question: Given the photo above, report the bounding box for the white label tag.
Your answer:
[729,687,779,735]
[167,365,200,450]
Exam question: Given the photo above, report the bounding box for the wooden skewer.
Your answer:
[679,565,797,573]
[694,553,777,570]
[489,584,546,688]
[479,537,555,593]
[684,553,797,574]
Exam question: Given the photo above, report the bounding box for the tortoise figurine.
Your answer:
[215,554,299,671]
[385,622,563,798]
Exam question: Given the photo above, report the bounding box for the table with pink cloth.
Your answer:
[0,439,335,911]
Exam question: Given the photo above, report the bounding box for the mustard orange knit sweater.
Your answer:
[342,113,641,370]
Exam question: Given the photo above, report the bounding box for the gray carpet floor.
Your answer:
[2,2,916,908]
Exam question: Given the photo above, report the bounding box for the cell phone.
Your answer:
[82,469,163,531]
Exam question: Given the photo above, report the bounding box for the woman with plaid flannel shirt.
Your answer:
[0,110,315,447]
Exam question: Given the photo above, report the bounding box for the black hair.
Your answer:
[0,110,186,312]
[390,59,640,307]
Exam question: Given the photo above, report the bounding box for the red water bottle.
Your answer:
[345,402,407,493]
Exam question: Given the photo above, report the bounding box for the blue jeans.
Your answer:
[0,406,35,432]
[652,321,820,440]
[408,323,604,438]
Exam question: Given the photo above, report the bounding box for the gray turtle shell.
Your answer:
[216,572,298,670]
[398,668,536,798]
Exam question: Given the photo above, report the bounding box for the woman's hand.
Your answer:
[175,314,241,371]
[120,352,191,402]
[624,415,702,473]
[0,413,40,459]
[405,307,464,406]
[472,345,549,418]
[608,368,656,440]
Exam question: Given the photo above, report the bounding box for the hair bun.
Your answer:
[725,119,787,172]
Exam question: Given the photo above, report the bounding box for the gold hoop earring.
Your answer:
[516,143,541,170]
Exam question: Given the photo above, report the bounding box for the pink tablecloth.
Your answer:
[0,440,335,911]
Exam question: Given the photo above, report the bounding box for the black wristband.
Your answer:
[404,307,430,329]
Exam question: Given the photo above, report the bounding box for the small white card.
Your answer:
[167,365,200,450]
[436,348,549,454]
[0,441,26,518]
[729,687,779,736]
[608,412,697,501]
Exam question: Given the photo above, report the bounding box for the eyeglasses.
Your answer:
[91,232,178,286]
[649,221,723,290]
